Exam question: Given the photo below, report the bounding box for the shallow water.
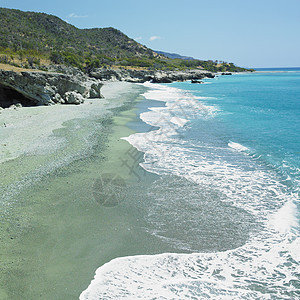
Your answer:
[82,72,300,299]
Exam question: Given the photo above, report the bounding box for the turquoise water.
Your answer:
[173,70,300,196]
[81,72,300,299]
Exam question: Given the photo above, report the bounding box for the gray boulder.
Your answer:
[64,91,84,104]
[89,82,104,98]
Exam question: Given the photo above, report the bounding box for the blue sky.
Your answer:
[1,0,299,67]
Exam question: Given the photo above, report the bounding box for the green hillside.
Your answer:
[0,7,251,73]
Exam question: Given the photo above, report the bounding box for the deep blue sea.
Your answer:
[81,69,300,299]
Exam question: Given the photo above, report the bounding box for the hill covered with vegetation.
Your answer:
[0,7,252,73]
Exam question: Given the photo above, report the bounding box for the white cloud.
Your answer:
[149,36,161,42]
[67,13,88,18]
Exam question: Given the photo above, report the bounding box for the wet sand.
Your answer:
[0,82,151,299]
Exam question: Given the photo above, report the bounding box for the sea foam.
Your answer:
[228,141,249,152]
[81,82,299,299]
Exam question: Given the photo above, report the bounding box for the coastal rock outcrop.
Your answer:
[191,79,204,84]
[0,69,103,108]
[90,68,215,83]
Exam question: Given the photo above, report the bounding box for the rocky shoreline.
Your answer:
[90,68,215,83]
[0,67,103,108]
[0,65,215,108]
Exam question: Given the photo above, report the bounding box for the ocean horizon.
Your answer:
[254,67,300,71]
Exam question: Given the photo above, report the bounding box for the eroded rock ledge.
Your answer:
[90,68,215,83]
[0,65,215,108]
[0,69,103,108]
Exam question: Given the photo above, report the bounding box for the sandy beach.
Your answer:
[0,82,151,299]
[0,82,133,164]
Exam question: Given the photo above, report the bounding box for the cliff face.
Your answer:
[90,68,215,83]
[0,69,103,108]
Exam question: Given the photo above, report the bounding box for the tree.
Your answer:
[50,51,64,64]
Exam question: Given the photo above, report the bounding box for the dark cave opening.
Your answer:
[0,84,37,108]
